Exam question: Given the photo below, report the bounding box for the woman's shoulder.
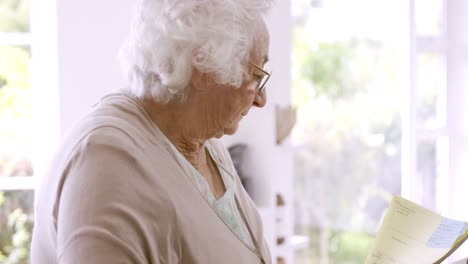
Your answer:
[62,93,163,155]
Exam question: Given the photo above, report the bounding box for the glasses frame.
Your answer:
[248,61,271,94]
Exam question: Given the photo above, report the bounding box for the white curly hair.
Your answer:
[119,0,272,103]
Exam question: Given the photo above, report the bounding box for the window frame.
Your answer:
[403,0,449,213]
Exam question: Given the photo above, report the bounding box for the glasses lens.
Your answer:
[258,73,270,93]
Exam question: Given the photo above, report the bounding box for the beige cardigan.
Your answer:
[30,93,272,264]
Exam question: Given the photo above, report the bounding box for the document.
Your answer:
[365,196,468,264]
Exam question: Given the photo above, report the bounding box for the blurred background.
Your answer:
[1,0,467,263]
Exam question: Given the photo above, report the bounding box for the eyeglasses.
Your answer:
[248,61,271,94]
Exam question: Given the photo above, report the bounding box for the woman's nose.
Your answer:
[252,90,267,108]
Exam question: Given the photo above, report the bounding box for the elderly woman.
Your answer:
[30,0,272,263]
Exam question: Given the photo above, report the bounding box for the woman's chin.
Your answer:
[214,118,243,138]
[222,122,240,136]
[223,127,238,136]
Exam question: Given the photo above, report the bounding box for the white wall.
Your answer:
[446,0,468,260]
[56,0,133,133]
[447,0,468,221]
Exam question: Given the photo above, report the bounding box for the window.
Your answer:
[291,0,449,263]
[0,0,35,262]
[411,0,448,212]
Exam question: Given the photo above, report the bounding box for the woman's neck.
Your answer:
[139,97,209,168]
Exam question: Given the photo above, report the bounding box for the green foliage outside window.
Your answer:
[0,191,33,264]
[0,0,29,32]
[292,19,404,264]
[0,45,33,263]
[0,46,33,178]
[0,0,34,263]
[0,47,34,263]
